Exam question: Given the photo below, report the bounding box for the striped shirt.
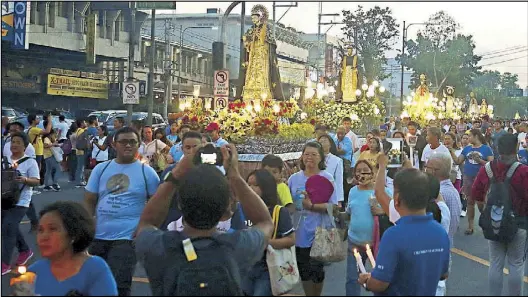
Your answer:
[440,179,462,247]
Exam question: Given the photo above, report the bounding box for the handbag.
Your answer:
[266,205,299,296]
[51,146,63,163]
[309,204,347,262]
[150,140,168,172]
[88,143,101,169]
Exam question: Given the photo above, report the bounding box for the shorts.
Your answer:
[462,175,476,199]
[295,247,325,283]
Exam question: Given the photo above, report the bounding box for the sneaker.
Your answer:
[37,185,45,189]
[15,250,34,266]
[43,186,54,192]
[1,263,11,275]
[32,190,41,195]
[52,184,61,191]
[460,210,467,217]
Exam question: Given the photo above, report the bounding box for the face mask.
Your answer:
[356,172,373,185]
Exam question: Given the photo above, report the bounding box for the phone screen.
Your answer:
[386,138,404,168]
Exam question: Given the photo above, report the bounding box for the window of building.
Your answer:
[48,2,55,28]
[56,2,68,18]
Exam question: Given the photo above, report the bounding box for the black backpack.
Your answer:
[76,130,90,150]
[1,156,30,210]
[479,161,521,243]
[144,231,243,296]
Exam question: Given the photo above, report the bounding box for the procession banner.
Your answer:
[47,74,108,99]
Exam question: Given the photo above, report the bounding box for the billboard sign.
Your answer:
[2,1,30,49]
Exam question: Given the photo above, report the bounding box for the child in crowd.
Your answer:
[261,154,295,213]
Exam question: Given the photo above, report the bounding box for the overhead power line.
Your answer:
[481,48,528,60]
[479,55,528,67]
[478,45,528,56]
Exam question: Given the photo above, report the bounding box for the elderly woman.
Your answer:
[288,142,338,296]
[318,134,345,207]
[27,201,117,295]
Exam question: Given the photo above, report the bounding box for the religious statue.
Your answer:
[239,5,285,101]
[443,86,455,114]
[480,99,488,115]
[337,47,359,103]
[468,92,479,116]
[412,74,430,111]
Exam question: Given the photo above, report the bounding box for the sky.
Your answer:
[164,1,528,88]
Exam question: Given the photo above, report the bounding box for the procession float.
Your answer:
[169,4,384,177]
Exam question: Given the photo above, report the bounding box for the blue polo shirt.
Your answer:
[371,214,450,296]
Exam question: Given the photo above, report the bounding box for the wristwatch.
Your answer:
[163,171,180,186]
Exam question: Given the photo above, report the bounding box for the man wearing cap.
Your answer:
[205,122,229,147]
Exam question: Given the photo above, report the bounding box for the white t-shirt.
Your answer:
[3,140,36,159]
[7,154,40,208]
[345,130,359,151]
[454,149,462,180]
[139,139,167,161]
[56,121,69,140]
[168,217,232,233]
[421,144,451,164]
[518,132,527,150]
[92,136,108,162]
[389,199,451,232]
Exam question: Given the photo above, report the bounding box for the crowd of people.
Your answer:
[1,112,527,296]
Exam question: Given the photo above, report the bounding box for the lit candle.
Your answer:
[17,266,26,275]
[353,248,366,274]
[366,244,376,268]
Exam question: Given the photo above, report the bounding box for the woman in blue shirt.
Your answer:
[346,160,392,296]
[288,142,338,297]
[27,201,117,296]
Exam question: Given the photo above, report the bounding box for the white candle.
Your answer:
[366,244,376,268]
[353,248,367,273]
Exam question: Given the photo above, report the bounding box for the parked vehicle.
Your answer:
[105,112,167,133]
[88,110,127,125]
[1,107,17,121]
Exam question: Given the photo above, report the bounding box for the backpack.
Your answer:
[1,156,30,210]
[478,161,521,243]
[62,139,73,155]
[145,231,243,296]
[76,130,90,150]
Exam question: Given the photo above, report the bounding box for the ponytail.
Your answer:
[427,201,442,224]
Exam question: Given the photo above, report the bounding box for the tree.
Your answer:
[341,6,399,84]
[397,11,481,97]
[500,72,519,90]
[471,70,501,98]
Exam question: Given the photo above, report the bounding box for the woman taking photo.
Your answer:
[359,137,383,168]
[42,122,61,192]
[288,142,338,297]
[27,201,117,295]
[317,134,345,207]
[346,160,393,296]
[91,125,109,165]
[450,129,494,235]
[242,169,295,296]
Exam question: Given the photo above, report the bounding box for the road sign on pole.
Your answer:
[123,82,140,104]
[214,70,229,97]
[214,97,228,110]
[136,2,176,9]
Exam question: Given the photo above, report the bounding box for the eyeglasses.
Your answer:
[116,139,139,146]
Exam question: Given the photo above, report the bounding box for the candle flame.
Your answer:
[366,244,370,250]
[353,248,358,254]
[17,266,26,274]
[13,162,18,169]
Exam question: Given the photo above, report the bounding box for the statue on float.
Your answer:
[468,92,479,116]
[240,4,284,101]
[480,98,488,115]
[413,73,430,110]
[443,86,455,114]
[337,46,359,103]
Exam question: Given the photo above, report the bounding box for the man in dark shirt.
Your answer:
[472,133,528,296]
[359,169,450,296]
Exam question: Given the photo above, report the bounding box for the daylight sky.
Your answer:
[162,1,528,88]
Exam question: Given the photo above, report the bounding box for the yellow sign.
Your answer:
[86,13,97,65]
[47,74,108,99]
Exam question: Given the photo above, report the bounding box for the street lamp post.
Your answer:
[177,26,215,111]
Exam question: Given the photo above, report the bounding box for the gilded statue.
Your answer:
[240,5,284,101]
[480,99,488,115]
[338,47,359,103]
[413,74,430,111]
[468,92,479,116]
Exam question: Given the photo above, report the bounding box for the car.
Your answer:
[105,112,167,133]
[2,107,17,122]
[88,110,127,125]
[14,115,73,132]
[76,108,98,119]
[12,107,28,117]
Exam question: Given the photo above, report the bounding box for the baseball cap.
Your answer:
[205,122,220,132]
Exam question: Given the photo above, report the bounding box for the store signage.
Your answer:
[2,78,40,93]
[47,74,108,99]
[1,1,30,49]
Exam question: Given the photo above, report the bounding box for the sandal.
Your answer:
[465,229,474,235]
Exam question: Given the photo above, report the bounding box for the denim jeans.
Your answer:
[75,153,85,183]
[1,207,30,264]
[241,264,272,296]
[44,157,60,186]
[67,153,77,182]
[35,155,44,185]
[89,239,137,296]
[488,229,527,296]
[346,240,368,296]
[26,203,38,225]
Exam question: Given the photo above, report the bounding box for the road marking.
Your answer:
[451,248,528,283]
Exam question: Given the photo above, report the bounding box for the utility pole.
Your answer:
[163,19,172,119]
[317,3,341,83]
[147,9,155,126]
[126,3,136,124]
[238,2,245,99]
[400,20,405,113]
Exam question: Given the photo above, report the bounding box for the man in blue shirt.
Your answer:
[205,122,229,147]
[168,125,191,164]
[359,168,450,296]
[334,126,353,165]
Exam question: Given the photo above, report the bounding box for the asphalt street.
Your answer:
[2,173,528,296]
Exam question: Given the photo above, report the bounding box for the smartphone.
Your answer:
[386,138,404,168]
